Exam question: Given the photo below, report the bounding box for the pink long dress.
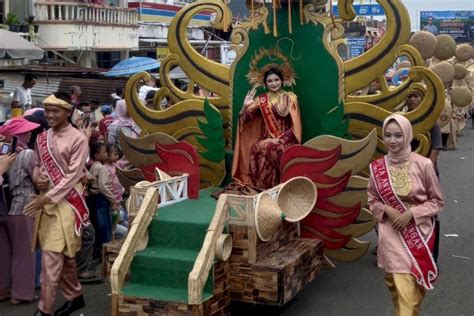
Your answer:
[367,152,444,274]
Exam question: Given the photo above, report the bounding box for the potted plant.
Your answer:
[5,13,20,32]
[27,16,39,33]
[20,24,29,33]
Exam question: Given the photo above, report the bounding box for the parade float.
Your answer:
[106,0,447,315]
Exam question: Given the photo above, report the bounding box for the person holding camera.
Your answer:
[0,117,40,305]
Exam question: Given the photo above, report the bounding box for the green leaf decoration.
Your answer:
[321,101,346,134]
[203,97,223,129]
[196,98,225,163]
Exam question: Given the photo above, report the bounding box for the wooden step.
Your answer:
[117,260,230,316]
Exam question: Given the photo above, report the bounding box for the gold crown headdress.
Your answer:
[247,48,296,88]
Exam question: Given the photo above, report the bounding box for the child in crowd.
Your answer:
[105,144,128,238]
[88,142,117,258]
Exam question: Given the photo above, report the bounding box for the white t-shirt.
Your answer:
[138,85,168,108]
[12,86,32,109]
[138,85,158,101]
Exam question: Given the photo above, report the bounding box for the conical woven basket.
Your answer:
[277,177,317,223]
[255,192,282,242]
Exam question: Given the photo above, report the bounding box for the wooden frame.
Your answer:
[110,188,159,316]
[127,174,188,218]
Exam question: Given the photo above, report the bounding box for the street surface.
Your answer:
[1,128,473,316]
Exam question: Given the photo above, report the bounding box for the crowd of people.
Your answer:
[0,83,139,315]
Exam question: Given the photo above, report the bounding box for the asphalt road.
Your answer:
[2,128,473,316]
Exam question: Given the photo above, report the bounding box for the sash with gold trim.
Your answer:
[258,94,283,139]
[370,156,438,290]
[37,130,89,236]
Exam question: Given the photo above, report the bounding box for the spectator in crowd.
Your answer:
[23,109,49,149]
[23,92,89,316]
[145,90,156,109]
[99,104,113,137]
[0,118,40,305]
[88,142,116,259]
[145,89,168,109]
[139,77,158,102]
[89,99,100,121]
[423,16,438,35]
[78,103,93,123]
[107,100,141,147]
[11,74,37,112]
[404,91,443,176]
[105,144,128,239]
[70,85,82,107]
[111,87,124,111]
[111,87,123,102]
[89,131,105,146]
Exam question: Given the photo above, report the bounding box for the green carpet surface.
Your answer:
[122,188,219,303]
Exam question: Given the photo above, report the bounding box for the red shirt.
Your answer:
[99,115,113,135]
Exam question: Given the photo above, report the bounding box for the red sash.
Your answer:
[370,157,437,290]
[37,130,90,236]
[258,94,283,139]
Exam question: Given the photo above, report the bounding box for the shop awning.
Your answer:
[0,29,44,60]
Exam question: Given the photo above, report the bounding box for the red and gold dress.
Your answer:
[232,91,302,190]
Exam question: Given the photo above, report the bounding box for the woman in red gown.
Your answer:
[232,67,302,190]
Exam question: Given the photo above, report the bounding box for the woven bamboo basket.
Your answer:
[277,177,317,222]
[409,31,438,59]
[455,44,473,62]
[430,61,455,84]
[215,234,232,261]
[255,193,282,242]
[451,86,472,108]
[454,64,468,80]
[434,34,456,60]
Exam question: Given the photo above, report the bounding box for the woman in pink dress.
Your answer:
[368,114,444,316]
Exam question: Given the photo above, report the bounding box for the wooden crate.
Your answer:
[228,222,323,305]
[103,238,125,279]
[117,260,231,316]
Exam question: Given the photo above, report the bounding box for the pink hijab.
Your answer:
[382,114,413,164]
[110,99,141,136]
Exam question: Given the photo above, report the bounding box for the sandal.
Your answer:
[78,271,103,284]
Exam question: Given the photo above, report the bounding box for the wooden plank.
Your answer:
[188,194,229,304]
[110,188,158,295]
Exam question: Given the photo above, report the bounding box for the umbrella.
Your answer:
[105,56,161,77]
[0,29,44,60]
